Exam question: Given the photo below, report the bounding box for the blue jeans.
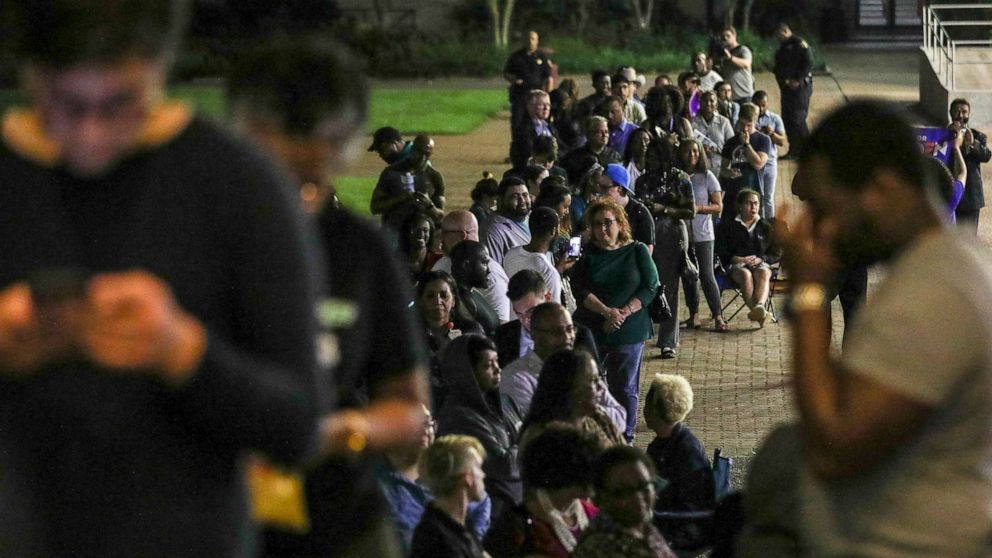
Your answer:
[759,162,777,219]
[603,341,645,441]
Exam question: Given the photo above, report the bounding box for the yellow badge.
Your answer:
[537,59,543,64]
[801,40,809,49]
[248,457,311,533]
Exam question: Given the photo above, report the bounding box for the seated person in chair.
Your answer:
[718,189,779,327]
[644,374,715,552]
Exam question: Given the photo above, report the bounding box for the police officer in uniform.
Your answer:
[773,23,813,158]
[503,30,551,132]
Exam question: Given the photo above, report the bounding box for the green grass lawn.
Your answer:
[0,85,503,217]
[334,176,377,217]
[0,85,506,136]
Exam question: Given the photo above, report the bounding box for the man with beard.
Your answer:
[949,98,990,232]
[451,241,501,337]
[435,210,511,324]
[485,177,533,266]
[782,100,992,557]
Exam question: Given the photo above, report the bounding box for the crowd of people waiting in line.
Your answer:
[4,2,988,556]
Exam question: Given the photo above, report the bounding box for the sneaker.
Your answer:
[747,305,767,323]
[661,347,676,359]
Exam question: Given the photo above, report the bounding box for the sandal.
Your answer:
[714,318,729,332]
[680,317,702,330]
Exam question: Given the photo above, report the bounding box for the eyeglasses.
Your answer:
[593,218,618,229]
[441,228,473,235]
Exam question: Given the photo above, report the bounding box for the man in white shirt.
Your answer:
[692,90,736,173]
[503,207,562,305]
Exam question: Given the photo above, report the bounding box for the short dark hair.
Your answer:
[534,183,571,211]
[528,206,560,238]
[950,98,970,112]
[450,240,485,270]
[12,0,190,69]
[498,176,527,198]
[752,90,769,103]
[228,36,368,137]
[736,188,761,208]
[800,100,925,192]
[521,424,599,491]
[506,270,546,301]
[677,71,699,87]
[532,135,559,160]
[415,270,460,310]
[471,172,499,203]
[599,95,625,117]
[591,69,610,83]
[592,446,656,492]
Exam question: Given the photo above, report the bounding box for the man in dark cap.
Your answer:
[368,126,409,164]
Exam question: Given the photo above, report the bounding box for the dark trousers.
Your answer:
[509,90,528,134]
[956,207,982,235]
[780,80,812,151]
[831,262,868,347]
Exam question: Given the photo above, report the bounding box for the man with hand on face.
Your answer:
[949,98,990,232]
[485,177,533,266]
[0,1,323,555]
[782,100,992,557]
[451,241,501,337]
[719,103,770,222]
[371,134,446,236]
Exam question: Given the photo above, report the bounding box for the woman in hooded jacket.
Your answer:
[436,334,524,523]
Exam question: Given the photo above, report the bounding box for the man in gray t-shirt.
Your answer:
[717,27,754,103]
[782,100,992,557]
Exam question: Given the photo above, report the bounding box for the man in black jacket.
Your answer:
[949,98,991,233]
[0,1,322,555]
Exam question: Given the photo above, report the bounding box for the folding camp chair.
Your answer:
[714,261,781,324]
[653,449,735,555]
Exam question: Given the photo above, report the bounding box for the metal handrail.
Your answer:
[923,4,992,91]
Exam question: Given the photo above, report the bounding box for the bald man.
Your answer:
[434,210,511,323]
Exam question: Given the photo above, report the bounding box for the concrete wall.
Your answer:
[919,48,992,130]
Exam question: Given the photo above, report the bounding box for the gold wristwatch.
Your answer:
[788,282,828,315]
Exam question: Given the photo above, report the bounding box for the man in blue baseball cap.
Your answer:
[597,163,655,252]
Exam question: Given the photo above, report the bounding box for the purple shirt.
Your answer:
[608,121,639,156]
